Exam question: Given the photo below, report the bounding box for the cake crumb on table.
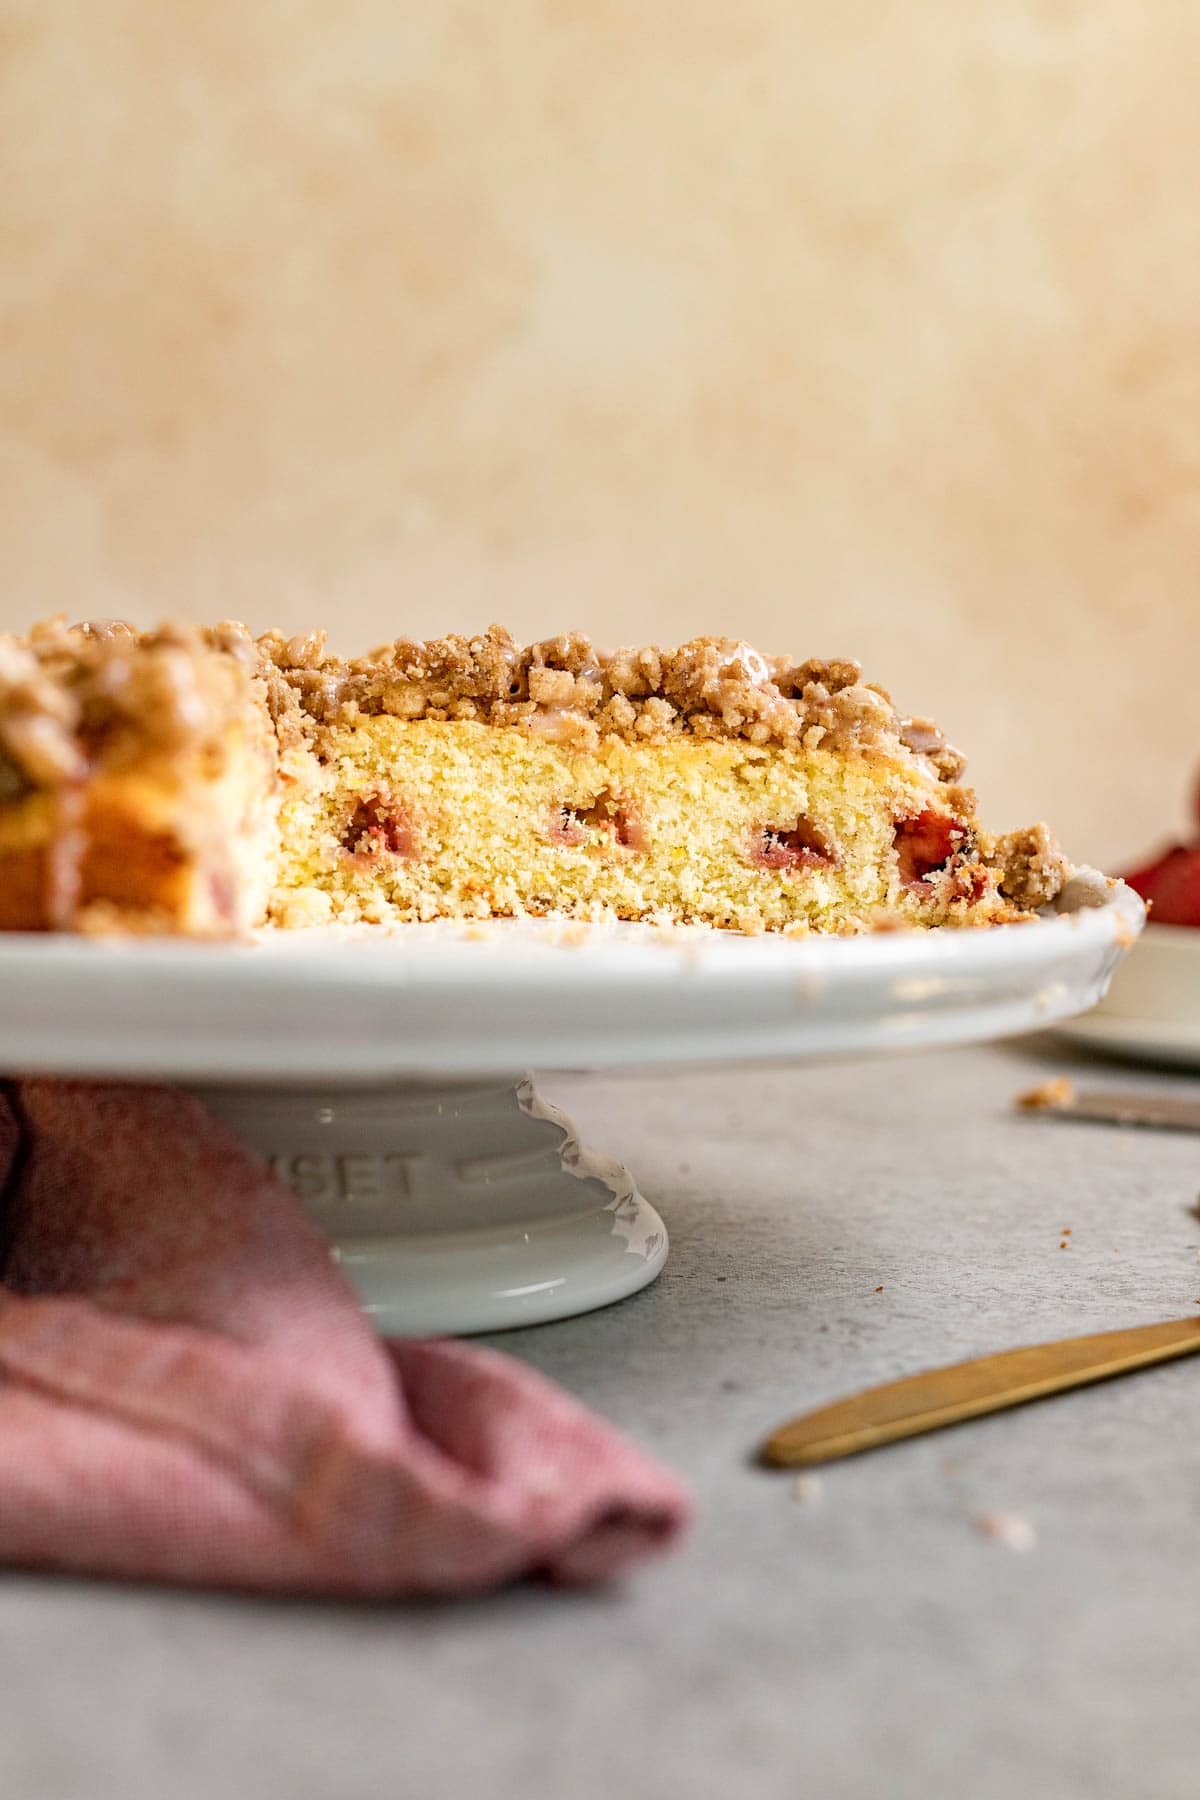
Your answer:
[791,1475,824,1506]
[1016,1076,1077,1112]
[971,1510,1037,1552]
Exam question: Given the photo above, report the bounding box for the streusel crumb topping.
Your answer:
[982,823,1073,911]
[258,624,968,777]
[0,616,265,788]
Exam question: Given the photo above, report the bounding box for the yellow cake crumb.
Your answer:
[1016,1076,1077,1112]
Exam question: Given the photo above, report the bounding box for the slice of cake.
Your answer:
[0,619,1072,936]
[0,618,277,933]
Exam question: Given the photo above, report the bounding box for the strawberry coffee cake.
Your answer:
[0,617,1071,937]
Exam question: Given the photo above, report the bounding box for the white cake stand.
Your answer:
[0,875,1141,1334]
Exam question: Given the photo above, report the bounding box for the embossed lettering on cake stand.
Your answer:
[192,1076,668,1336]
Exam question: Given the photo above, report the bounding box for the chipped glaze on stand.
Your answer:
[194,1077,667,1335]
[0,877,1143,1335]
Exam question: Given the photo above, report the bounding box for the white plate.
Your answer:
[0,879,1145,1084]
[0,878,1143,1333]
[1056,922,1200,1069]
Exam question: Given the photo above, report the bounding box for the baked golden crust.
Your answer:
[0,616,1071,936]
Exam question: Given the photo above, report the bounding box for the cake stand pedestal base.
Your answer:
[192,1076,667,1336]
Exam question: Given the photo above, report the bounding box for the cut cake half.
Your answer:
[0,620,1071,936]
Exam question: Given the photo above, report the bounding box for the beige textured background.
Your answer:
[2,2,1198,866]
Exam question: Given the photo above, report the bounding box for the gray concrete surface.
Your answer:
[3,1040,1200,1800]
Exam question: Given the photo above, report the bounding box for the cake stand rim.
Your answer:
[0,880,1143,1084]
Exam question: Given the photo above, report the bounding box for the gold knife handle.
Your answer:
[761,1316,1200,1467]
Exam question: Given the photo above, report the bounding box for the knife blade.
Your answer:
[1020,1084,1200,1133]
[761,1315,1200,1467]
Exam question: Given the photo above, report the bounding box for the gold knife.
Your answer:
[761,1315,1200,1467]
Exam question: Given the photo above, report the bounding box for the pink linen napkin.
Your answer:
[0,1080,690,1596]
